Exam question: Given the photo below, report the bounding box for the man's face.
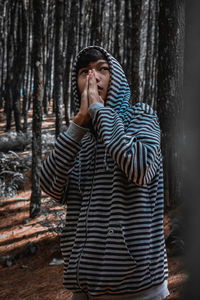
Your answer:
[77,59,110,101]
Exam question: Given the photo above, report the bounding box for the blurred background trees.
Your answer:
[0,0,185,214]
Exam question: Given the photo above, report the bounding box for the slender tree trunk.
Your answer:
[78,0,83,50]
[102,0,111,50]
[130,1,141,104]
[157,0,185,207]
[114,0,121,62]
[124,0,132,93]
[1,1,8,110]
[54,0,64,137]
[13,1,24,132]
[63,0,78,125]
[143,0,159,109]
[0,1,4,109]
[30,0,43,218]
[90,0,101,45]
[5,1,16,131]
[22,0,28,132]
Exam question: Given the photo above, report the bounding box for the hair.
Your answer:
[76,48,107,73]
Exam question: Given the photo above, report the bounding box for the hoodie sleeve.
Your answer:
[88,102,161,186]
[40,122,88,203]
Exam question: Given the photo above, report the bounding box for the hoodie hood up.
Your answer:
[71,45,131,116]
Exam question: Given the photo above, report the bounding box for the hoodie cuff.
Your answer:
[88,102,104,119]
[66,121,89,142]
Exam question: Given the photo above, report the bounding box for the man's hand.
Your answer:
[88,69,104,106]
[73,75,91,126]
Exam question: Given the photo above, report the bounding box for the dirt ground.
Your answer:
[0,110,187,299]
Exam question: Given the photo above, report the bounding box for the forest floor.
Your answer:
[0,109,187,299]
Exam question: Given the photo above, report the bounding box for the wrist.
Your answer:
[73,113,90,127]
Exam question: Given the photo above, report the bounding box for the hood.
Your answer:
[71,46,131,115]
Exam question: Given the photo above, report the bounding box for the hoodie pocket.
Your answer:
[77,223,138,294]
[97,223,137,287]
[105,222,137,265]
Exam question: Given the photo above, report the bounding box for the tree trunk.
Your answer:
[5,0,16,131]
[63,0,78,125]
[143,0,159,109]
[54,0,64,137]
[182,1,200,298]
[157,0,185,207]
[12,1,24,133]
[130,0,141,104]
[114,0,121,62]
[90,0,101,46]
[22,0,28,132]
[0,1,4,109]
[30,0,43,218]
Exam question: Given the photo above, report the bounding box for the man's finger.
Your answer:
[88,70,97,86]
[81,75,88,99]
[99,96,104,105]
[85,74,89,88]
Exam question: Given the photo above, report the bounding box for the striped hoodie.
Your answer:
[40,46,168,297]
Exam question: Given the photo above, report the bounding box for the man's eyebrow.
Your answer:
[78,61,109,73]
[96,61,109,66]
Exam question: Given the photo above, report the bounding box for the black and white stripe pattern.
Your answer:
[40,46,168,297]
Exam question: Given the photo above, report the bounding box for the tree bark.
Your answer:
[157,0,185,207]
[54,0,64,137]
[22,0,28,132]
[114,0,121,63]
[182,1,200,298]
[130,0,141,104]
[30,0,43,218]
[63,0,78,125]
[143,0,159,109]
[90,0,101,46]
[5,0,16,131]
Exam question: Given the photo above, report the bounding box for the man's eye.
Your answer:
[80,70,88,75]
[100,67,110,71]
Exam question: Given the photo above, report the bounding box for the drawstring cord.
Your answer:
[76,141,97,298]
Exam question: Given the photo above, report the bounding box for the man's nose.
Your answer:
[92,69,100,82]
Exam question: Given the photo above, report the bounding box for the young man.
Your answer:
[40,46,169,300]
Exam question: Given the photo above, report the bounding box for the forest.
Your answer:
[0,0,199,299]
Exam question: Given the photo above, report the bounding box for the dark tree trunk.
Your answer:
[114,0,121,62]
[22,0,28,132]
[78,0,83,50]
[42,0,48,114]
[0,1,4,109]
[101,0,111,50]
[30,0,43,218]
[26,0,33,114]
[157,0,185,207]
[90,1,101,46]
[143,0,159,109]
[12,0,25,133]
[5,0,16,131]
[63,0,78,125]
[183,1,200,298]
[123,0,132,95]
[130,0,141,104]
[54,0,64,137]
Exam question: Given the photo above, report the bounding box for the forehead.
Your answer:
[79,59,109,69]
